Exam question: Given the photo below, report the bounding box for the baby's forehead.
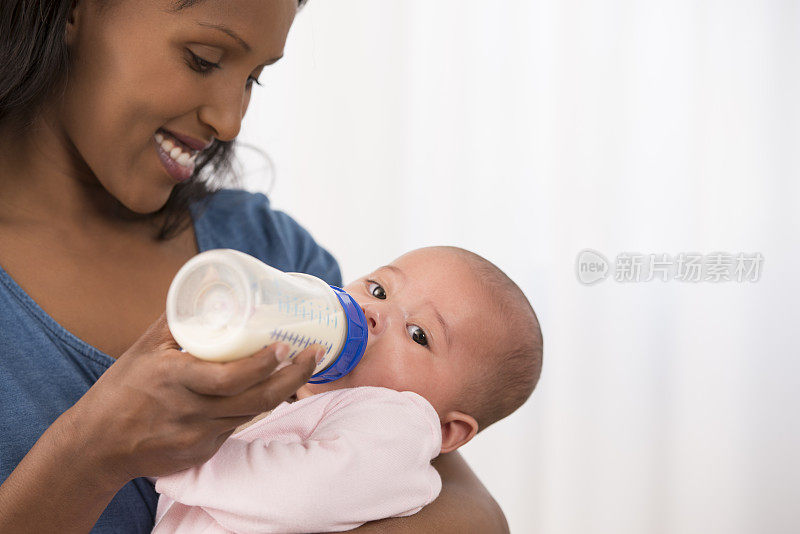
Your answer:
[387,247,531,363]
[389,249,484,295]
[396,250,499,327]
[391,247,474,277]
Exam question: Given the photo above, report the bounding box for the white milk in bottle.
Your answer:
[166,248,368,383]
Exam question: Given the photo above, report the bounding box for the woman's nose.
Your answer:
[197,83,250,141]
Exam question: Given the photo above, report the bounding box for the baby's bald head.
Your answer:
[434,247,543,434]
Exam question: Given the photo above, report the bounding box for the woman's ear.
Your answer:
[439,411,479,454]
[65,0,81,46]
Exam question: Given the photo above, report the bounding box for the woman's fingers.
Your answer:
[207,346,321,419]
[121,310,182,357]
[175,342,294,396]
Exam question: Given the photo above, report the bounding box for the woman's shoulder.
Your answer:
[190,188,274,224]
[190,188,342,286]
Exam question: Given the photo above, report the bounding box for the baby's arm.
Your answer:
[154,387,442,534]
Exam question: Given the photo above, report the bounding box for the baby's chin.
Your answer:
[297,381,341,399]
[300,371,373,398]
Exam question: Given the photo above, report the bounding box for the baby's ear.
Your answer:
[439,411,479,454]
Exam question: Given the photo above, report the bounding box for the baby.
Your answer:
[151,246,543,533]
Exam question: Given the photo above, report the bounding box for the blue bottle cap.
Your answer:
[307,286,368,383]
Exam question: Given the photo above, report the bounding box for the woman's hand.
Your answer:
[67,310,321,486]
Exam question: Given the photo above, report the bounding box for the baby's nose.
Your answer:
[362,306,386,336]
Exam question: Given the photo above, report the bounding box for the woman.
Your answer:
[0,1,509,532]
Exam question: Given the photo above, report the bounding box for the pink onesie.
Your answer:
[151,386,443,533]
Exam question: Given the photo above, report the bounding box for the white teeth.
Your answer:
[155,130,197,168]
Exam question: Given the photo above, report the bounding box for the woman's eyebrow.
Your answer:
[196,21,284,66]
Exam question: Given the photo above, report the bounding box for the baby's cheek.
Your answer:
[382,359,422,390]
[351,359,403,389]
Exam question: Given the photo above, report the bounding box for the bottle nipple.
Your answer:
[195,282,236,330]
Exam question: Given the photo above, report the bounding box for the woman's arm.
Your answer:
[345,450,510,534]
[0,408,127,534]
[1,314,320,533]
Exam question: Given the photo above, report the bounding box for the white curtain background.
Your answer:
[235,1,800,532]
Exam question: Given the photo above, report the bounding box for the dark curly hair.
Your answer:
[0,0,307,240]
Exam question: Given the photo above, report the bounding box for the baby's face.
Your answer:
[303,248,490,418]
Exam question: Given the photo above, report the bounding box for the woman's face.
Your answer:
[60,0,296,214]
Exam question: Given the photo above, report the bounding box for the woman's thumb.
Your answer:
[137,310,182,352]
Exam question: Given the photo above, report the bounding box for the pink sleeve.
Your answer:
[154,387,442,534]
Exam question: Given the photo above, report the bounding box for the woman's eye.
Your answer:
[187,51,220,74]
[187,51,261,88]
[367,281,386,299]
[407,325,428,347]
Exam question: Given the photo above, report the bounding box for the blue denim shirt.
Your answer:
[0,189,342,532]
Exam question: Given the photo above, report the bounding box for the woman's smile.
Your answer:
[153,129,198,182]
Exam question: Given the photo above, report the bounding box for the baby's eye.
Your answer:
[407,325,428,347]
[367,281,386,299]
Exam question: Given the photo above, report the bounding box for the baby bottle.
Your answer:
[165,248,368,384]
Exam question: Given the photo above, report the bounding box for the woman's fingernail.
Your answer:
[315,348,325,364]
[275,344,290,362]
